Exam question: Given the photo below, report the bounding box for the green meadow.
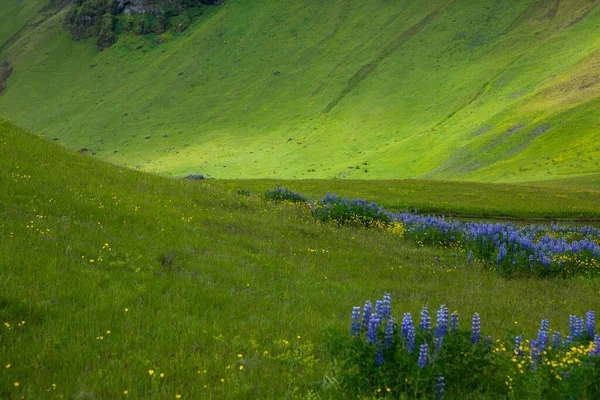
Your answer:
[2,0,600,397]
[2,120,600,398]
[1,0,600,185]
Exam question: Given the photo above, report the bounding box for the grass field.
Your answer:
[1,0,600,185]
[2,120,600,398]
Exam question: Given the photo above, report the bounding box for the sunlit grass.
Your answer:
[1,0,600,185]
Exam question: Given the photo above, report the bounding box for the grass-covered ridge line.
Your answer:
[1,0,600,185]
[3,120,600,397]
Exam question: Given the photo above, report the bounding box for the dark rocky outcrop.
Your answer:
[63,0,116,41]
[63,0,225,51]
[97,13,117,50]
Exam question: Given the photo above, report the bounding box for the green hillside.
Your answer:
[0,0,47,47]
[3,119,600,397]
[1,0,599,184]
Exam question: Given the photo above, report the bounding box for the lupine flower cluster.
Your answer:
[435,305,448,352]
[401,312,416,353]
[255,187,600,276]
[471,313,480,344]
[334,294,600,398]
[418,343,429,367]
[262,186,306,203]
[420,307,431,332]
[391,211,600,276]
[311,192,391,226]
[350,306,361,337]
[342,294,491,397]
[511,311,600,379]
[435,375,445,400]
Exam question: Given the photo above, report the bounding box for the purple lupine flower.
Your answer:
[563,335,573,348]
[467,250,473,264]
[537,319,549,352]
[574,316,584,339]
[537,329,549,353]
[406,325,416,354]
[382,293,392,319]
[586,311,595,338]
[361,301,372,328]
[420,307,431,332]
[435,305,449,340]
[418,343,428,367]
[433,335,444,354]
[551,331,561,350]
[401,313,414,339]
[450,312,459,333]
[570,315,576,337]
[384,318,396,349]
[515,335,524,356]
[530,339,539,370]
[375,300,384,317]
[589,334,600,356]
[542,255,552,268]
[471,313,481,344]
[435,375,445,400]
[366,314,382,344]
[350,306,361,337]
[496,243,507,264]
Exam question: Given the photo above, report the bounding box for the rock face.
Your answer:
[115,0,170,16]
[63,0,225,50]
[113,0,225,15]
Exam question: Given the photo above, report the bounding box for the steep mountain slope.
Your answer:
[0,0,599,185]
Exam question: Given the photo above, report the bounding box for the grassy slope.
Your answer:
[0,0,599,185]
[527,172,600,191]
[2,120,600,397]
[0,0,48,47]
